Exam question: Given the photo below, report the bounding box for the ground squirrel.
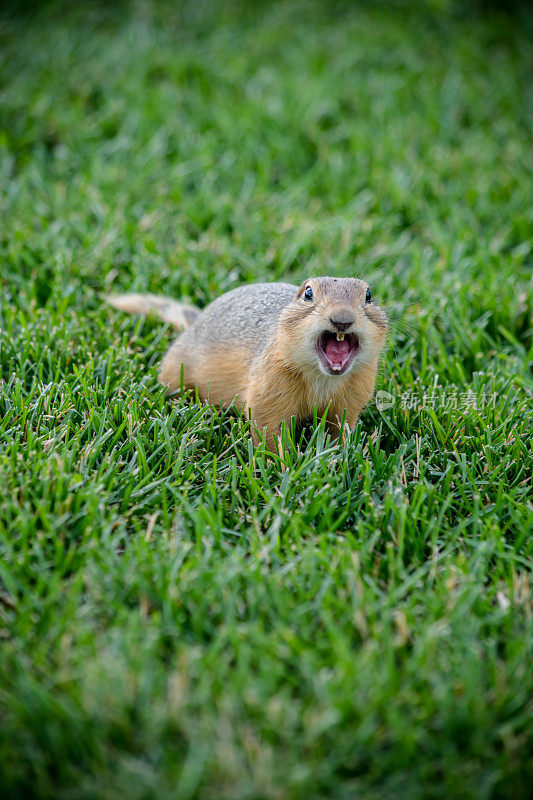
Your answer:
[107,277,387,445]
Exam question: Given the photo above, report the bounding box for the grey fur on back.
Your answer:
[181,282,298,363]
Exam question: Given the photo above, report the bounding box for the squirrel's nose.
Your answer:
[330,313,355,332]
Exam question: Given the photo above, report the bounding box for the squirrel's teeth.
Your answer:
[332,364,342,371]
[336,331,345,341]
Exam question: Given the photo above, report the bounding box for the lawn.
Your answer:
[0,1,532,798]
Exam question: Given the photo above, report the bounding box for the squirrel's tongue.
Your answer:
[324,337,350,370]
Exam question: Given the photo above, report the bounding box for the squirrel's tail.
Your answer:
[105,293,200,329]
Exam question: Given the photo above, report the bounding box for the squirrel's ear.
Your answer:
[294,280,312,300]
[294,282,306,300]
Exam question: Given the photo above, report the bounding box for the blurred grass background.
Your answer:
[0,1,532,798]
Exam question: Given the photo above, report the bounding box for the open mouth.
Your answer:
[317,331,359,375]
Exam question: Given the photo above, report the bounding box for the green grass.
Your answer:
[1,1,532,797]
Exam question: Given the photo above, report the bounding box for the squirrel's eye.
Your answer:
[304,285,314,301]
[365,288,372,303]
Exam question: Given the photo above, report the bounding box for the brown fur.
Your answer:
[107,277,387,448]
[245,346,380,446]
[160,339,250,408]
